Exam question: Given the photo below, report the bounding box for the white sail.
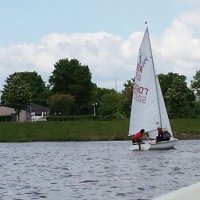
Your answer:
[156,76,173,136]
[128,28,172,138]
[147,76,173,139]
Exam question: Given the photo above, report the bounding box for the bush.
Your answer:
[46,115,94,121]
[46,115,124,121]
[0,115,12,122]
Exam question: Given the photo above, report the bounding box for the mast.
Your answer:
[145,23,162,128]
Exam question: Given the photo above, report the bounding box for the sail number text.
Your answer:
[134,83,148,103]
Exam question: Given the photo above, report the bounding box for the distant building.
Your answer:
[0,106,27,122]
[26,103,50,122]
[0,103,50,122]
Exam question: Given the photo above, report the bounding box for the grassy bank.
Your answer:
[0,120,129,142]
[0,118,199,142]
[171,119,200,139]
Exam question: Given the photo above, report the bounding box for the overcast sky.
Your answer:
[0,0,199,91]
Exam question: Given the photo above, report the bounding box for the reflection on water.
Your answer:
[0,140,200,200]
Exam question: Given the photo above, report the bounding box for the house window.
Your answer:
[42,112,47,116]
[31,112,35,116]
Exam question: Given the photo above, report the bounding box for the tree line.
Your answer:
[1,58,200,120]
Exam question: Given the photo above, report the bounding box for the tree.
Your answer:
[1,73,31,121]
[193,101,200,118]
[88,85,124,117]
[98,91,123,117]
[49,58,93,114]
[48,94,75,115]
[164,75,195,118]
[191,70,200,100]
[15,71,49,105]
[157,73,196,118]
[2,72,48,106]
[158,73,186,97]
[90,85,116,105]
[122,78,135,116]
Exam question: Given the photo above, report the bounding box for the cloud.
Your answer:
[154,18,200,82]
[0,31,142,91]
[178,11,200,27]
[0,20,199,91]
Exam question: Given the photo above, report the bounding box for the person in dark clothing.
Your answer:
[162,130,171,141]
[156,127,164,142]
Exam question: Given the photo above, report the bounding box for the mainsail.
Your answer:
[128,28,173,139]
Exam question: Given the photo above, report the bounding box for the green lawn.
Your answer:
[171,119,200,139]
[0,118,199,142]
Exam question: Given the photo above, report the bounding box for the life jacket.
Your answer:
[133,131,142,140]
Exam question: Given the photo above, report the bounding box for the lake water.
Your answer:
[0,140,200,200]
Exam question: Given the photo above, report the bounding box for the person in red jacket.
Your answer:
[132,129,145,150]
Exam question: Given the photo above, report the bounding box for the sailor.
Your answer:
[132,129,145,150]
[156,127,164,142]
[162,129,171,141]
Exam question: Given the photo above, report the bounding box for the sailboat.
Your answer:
[128,26,177,150]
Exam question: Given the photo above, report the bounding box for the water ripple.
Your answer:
[0,140,200,199]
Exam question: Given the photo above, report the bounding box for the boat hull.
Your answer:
[152,182,200,200]
[148,139,178,150]
[129,142,150,151]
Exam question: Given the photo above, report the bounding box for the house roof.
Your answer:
[0,106,16,116]
[26,103,50,113]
